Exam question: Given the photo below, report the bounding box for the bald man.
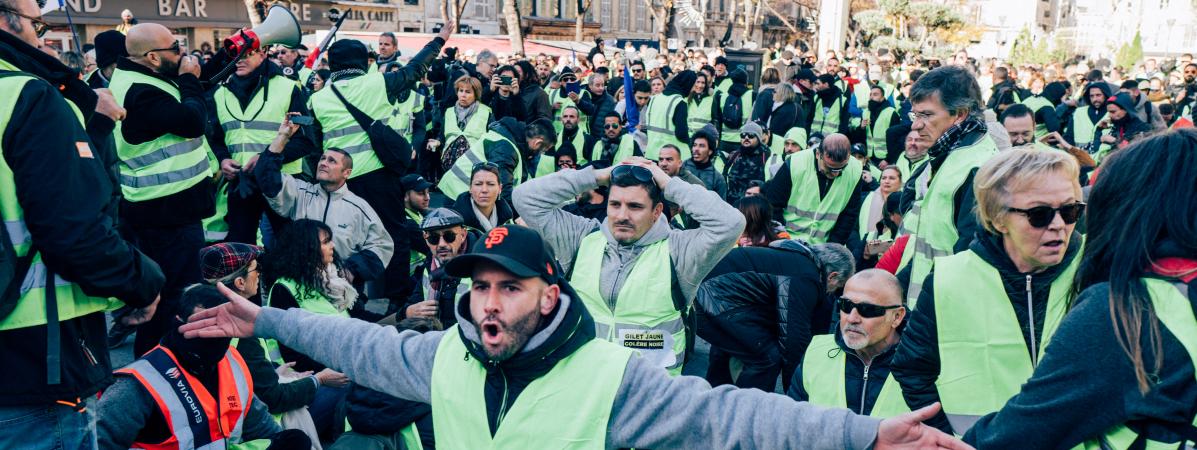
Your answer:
[111,22,215,354]
[788,269,910,418]
[764,133,867,245]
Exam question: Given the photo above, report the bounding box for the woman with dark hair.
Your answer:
[259,218,357,444]
[963,130,1197,449]
[451,163,513,232]
[488,63,552,122]
[735,195,788,247]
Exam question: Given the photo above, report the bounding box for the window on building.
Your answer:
[637,0,648,30]
[620,0,630,30]
[601,0,612,26]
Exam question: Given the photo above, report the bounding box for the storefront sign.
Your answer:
[47,0,339,30]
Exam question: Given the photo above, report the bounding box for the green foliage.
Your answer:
[1115,30,1143,70]
[877,0,910,16]
[907,2,961,30]
[853,9,891,45]
[861,0,963,56]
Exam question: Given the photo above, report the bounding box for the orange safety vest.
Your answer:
[115,345,254,450]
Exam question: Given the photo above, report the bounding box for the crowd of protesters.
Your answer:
[2,0,1196,447]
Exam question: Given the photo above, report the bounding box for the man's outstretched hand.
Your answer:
[178,283,262,339]
[876,403,974,450]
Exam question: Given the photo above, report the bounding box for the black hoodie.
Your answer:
[482,117,527,202]
[454,282,599,436]
[661,70,695,142]
[0,30,165,406]
[891,230,1083,434]
[1065,82,1113,146]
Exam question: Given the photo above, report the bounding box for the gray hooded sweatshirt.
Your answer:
[511,166,745,306]
[252,292,883,449]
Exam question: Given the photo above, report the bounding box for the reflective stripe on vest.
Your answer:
[109,68,213,202]
[1020,96,1053,138]
[214,76,301,174]
[933,249,1077,434]
[781,150,863,243]
[866,106,896,160]
[437,129,524,200]
[430,325,632,448]
[202,181,229,242]
[687,94,715,135]
[1084,280,1197,450]
[310,72,395,177]
[0,69,106,331]
[801,335,910,418]
[116,346,253,450]
[443,103,491,157]
[644,94,691,160]
[570,231,686,375]
[813,95,843,137]
[273,278,348,317]
[897,136,998,307]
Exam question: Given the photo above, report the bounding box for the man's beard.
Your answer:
[476,308,541,362]
[156,58,179,77]
[842,325,870,350]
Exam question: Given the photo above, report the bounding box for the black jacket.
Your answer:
[987,79,1019,111]
[204,60,315,170]
[455,281,598,435]
[400,230,483,327]
[345,384,433,445]
[812,85,850,136]
[451,192,514,233]
[695,242,833,391]
[0,30,164,406]
[787,331,900,416]
[891,230,1082,433]
[576,89,617,136]
[763,100,803,138]
[480,117,526,202]
[964,257,1197,448]
[763,153,866,245]
[489,83,552,124]
[113,58,215,228]
[724,143,768,205]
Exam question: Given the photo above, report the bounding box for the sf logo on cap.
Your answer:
[485,227,509,249]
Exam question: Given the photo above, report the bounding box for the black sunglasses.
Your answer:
[424,231,458,245]
[603,123,622,130]
[611,164,653,183]
[1007,202,1086,228]
[839,298,903,318]
[143,41,182,57]
[0,6,49,38]
[740,133,758,140]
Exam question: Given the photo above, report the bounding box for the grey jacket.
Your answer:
[1133,93,1166,130]
[512,166,745,305]
[97,375,281,448]
[260,159,394,281]
[253,298,883,449]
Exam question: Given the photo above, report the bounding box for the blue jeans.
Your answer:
[0,397,96,450]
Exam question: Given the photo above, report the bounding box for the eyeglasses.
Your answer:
[557,160,576,168]
[908,110,936,123]
[1006,202,1086,228]
[604,123,622,130]
[143,41,182,57]
[424,231,458,245]
[818,151,847,174]
[0,6,50,38]
[839,298,903,318]
[611,164,653,183]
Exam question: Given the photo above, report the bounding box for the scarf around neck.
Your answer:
[455,101,480,126]
[927,113,987,160]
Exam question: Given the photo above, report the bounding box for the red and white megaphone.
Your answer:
[223,4,301,56]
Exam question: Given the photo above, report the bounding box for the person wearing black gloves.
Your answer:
[112,23,215,355]
[308,23,453,304]
[97,285,310,450]
[0,3,164,447]
[696,241,855,392]
[206,41,315,244]
[400,208,481,328]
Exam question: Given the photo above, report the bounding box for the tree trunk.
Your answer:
[243,0,262,27]
[740,0,752,43]
[762,0,798,34]
[575,0,593,42]
[645,0,672,53]
[504,0,525,55]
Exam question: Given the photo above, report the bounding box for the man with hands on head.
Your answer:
[179,227,974,450]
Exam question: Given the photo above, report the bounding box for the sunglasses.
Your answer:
[604,123,622,130]
[611,164,653,183]
[1006,202,1086,228]
[0,6,49,38]
[740,133,758,140]
[425,231,458,245]
[143,41,182,57]
[839,298,903,318]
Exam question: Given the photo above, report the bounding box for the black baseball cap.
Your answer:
[401,174,433,192]
[444,225,560,283]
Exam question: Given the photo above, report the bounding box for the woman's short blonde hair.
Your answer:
[973,148,1081,234]
[773,83,796,103]
[453,75,482,103]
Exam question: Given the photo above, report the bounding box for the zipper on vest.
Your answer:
[860,362,871,416]
[495,367,510,429]
[1026,274,1038,367]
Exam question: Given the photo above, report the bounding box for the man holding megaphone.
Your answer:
[203,6,317,246]
[111,22,218,356]
[306,20,456,309]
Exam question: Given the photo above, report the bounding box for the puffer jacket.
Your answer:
[695,241,833,390]
[256,151,394,282]
[890,229,1082,434]
[683,158,728,200]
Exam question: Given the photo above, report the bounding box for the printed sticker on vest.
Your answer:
[618,329,675,367]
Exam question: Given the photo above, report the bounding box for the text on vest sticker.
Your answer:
[76,142,93,159]
[618,328,675,368]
